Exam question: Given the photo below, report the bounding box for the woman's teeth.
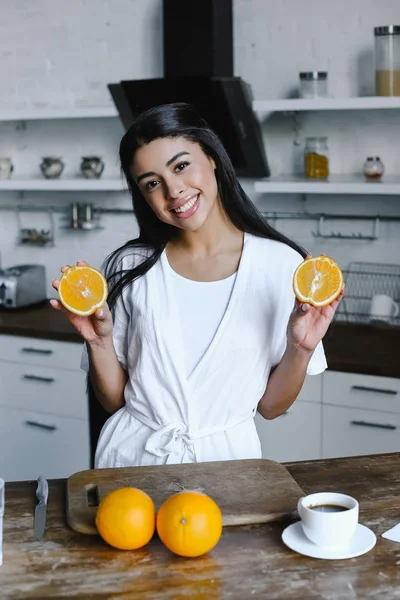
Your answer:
[173,196,198,213]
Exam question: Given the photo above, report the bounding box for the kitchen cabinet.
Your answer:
[323,371,400,414]
[0,406,89,481]
[0,333,84,369]
[256,370,400,462]
[0,334,89,481]
[322,371,400,459]
[322,404,400,459]
[0,362,87,419]
[255,374,322,462]
[255,400,321,462]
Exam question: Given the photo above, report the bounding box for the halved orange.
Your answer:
[58,265,108,316]
[293,255,343,307]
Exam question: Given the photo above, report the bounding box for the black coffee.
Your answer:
[309,504,350,513]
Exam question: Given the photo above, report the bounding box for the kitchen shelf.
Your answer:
[253,96,400,118]
[254,175,400,195]
[0,178,125,191]
[2,98,397,121]
[0,107,119,121]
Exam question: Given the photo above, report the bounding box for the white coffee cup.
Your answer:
[369,294,399,322]
[297,492,359,548]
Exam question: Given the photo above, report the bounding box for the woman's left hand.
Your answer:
[287,290,344,352]
[287,255,344,353]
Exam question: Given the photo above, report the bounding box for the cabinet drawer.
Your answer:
[323,371,400,414]
[0,406,90,482]
[0,362,87,419]
[322,405,400,459]
[255,400,321,462]
[0,335,83,371]
[297,374,323,404]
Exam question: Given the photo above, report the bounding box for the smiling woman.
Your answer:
[132,138,218,230]
[51,102,343,469]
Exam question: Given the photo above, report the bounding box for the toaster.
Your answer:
[0,264,47,309]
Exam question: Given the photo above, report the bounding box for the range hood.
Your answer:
[108,0,270,178]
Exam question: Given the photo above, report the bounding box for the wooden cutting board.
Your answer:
[66,459,304,534]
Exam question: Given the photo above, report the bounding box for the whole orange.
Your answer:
[95,487,156,550]
[156,490,223,557]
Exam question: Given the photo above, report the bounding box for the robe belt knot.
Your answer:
[125,406,256,463]
[145,422,194,459]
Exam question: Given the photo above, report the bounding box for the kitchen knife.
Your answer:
[0,477,4,566]
[34,476,48,541]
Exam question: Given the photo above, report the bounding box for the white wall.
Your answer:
[0,0,399,298]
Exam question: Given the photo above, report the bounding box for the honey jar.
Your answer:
[304,137,329,179]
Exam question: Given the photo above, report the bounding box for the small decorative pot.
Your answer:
[80,156,104,179]
[40,157,64,179]
[0,157,13,180]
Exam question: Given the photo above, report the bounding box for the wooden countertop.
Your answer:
[1,453,400,599]
[0,302,82,343]
[0,303,399,377]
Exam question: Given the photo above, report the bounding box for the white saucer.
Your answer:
[282,521,376,560]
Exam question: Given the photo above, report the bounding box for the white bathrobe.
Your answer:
[82,233,327,468]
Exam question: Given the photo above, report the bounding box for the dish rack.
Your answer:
[334,261,400,326]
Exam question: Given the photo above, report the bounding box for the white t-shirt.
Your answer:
[80,270,237,378]
[165,264,237,377]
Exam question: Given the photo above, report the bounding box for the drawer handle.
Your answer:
[23,374,55,384]
[351,385,398,396]
[21,347,53,355]
[350,420,397,431]
[25,420,57,432]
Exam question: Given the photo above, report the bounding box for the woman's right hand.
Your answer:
[50,261,113,346]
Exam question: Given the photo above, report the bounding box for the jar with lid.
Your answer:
[299,72,328,99]
[374,26,400,96]
[304,137,329,179]
[363,157,384,181]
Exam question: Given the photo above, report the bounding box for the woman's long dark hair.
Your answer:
[88,103,306,460]
[104,102,306,311]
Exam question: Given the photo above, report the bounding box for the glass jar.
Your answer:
[304,137,329,179]
[363,156,384,180]
[374,26,400,96]
[299,72,328,99]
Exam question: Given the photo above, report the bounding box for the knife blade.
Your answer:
[0,477,4,566]
[34,476,48,541]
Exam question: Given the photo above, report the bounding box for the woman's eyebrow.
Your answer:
[137,170,156,184]
[137,151,191,184]
[165,151,190,167]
